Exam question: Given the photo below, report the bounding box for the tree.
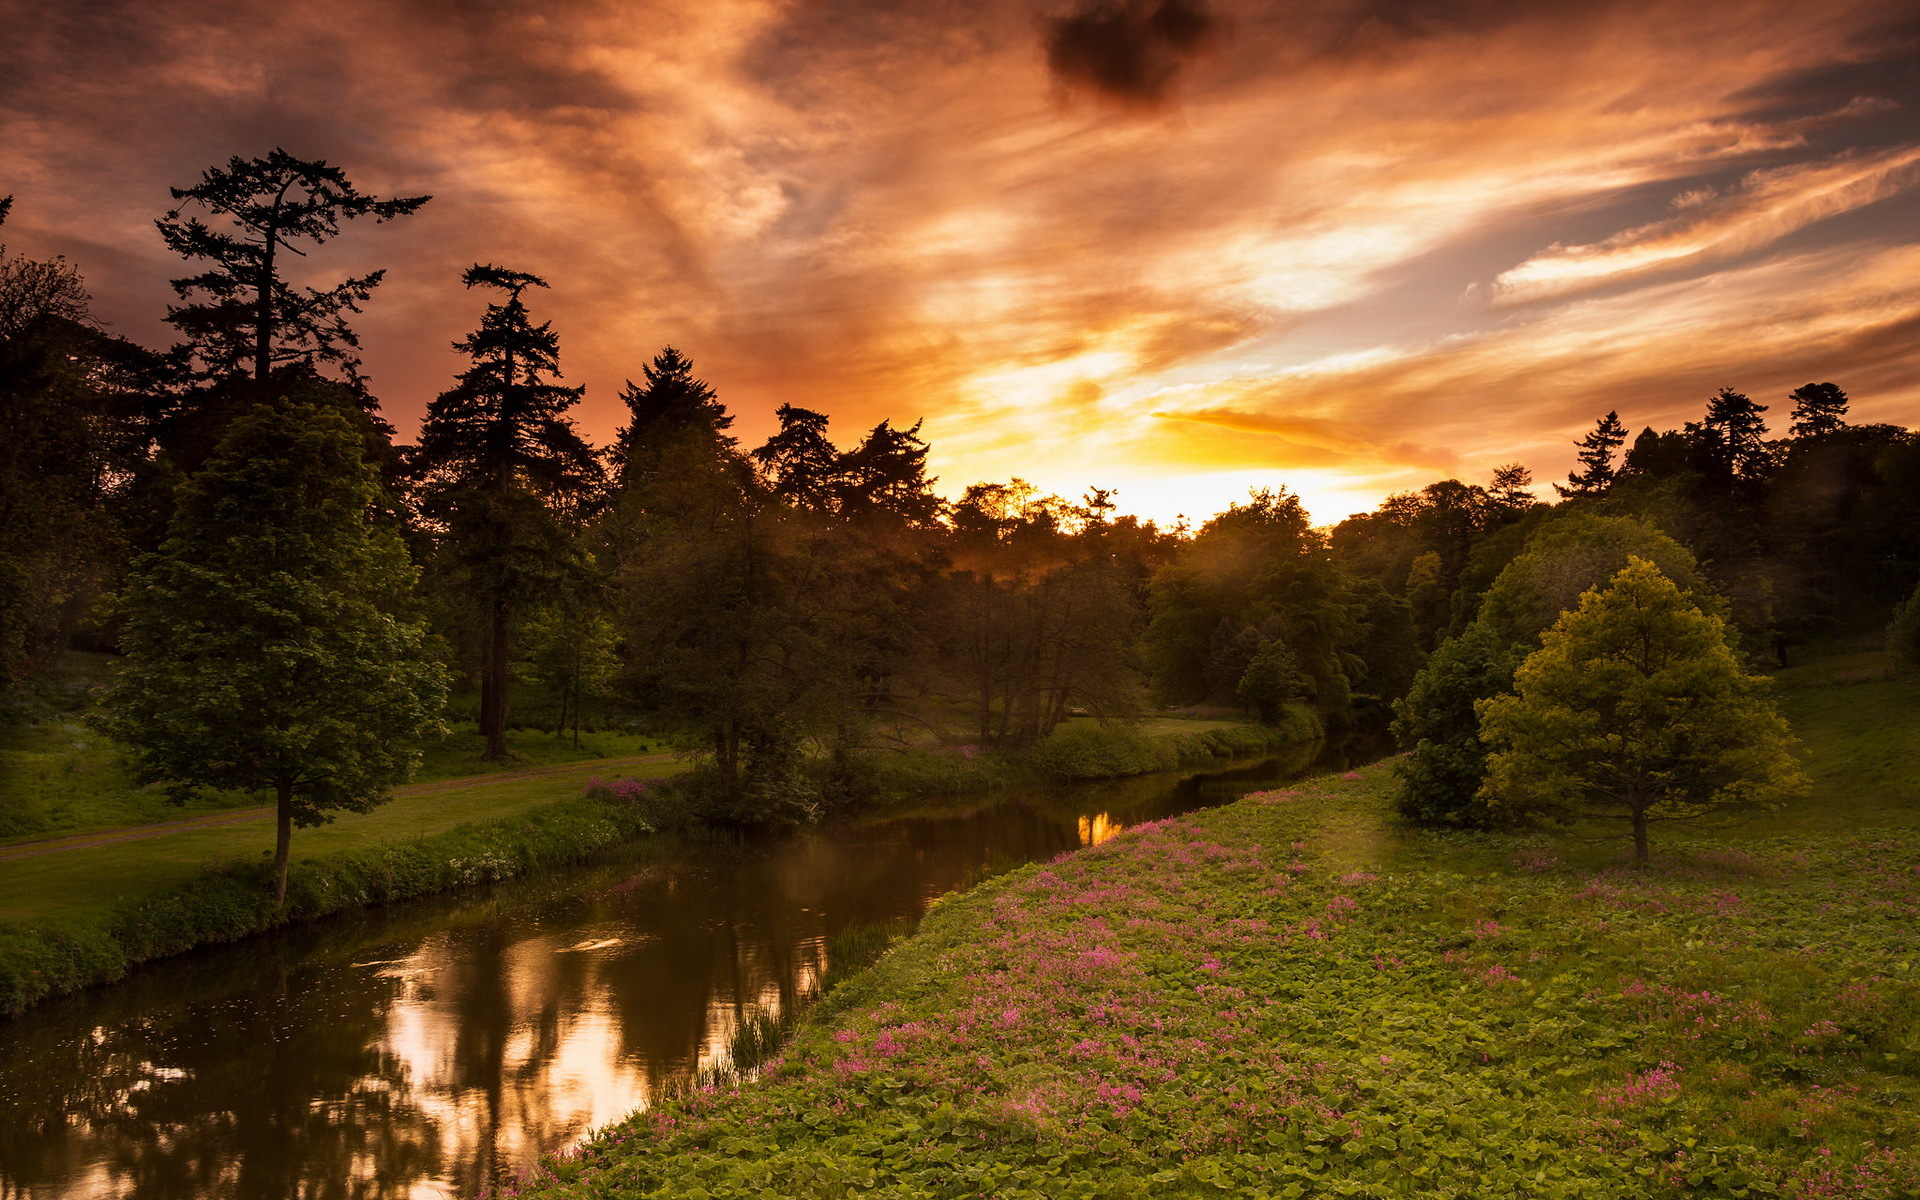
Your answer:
[752,404,840,511]
[414,265,601,758]
[1236,637,1303,723]
[1477,558,1805,863]
[157,149,428,386]
[1554,411,1627,498]
[1888,580,1920,672]
[1391,623,1523,826]
[1788,382,1849,439]
[1685,387,1771,482]
[608,346,733,489]
[101,398,446,903]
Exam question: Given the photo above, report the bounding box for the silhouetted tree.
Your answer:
[157,148,428,386]
[1788,382,1849,439]
[1554,411,1627,498]
[414,265,600,758]
[752,404,840,511]
[1685,387,1771,482]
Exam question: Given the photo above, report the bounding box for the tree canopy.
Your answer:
[1477,557,1805,862]
[157,148,428,386]
[101,397,446,901]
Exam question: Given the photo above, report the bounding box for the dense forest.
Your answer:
[6,152,1920,848]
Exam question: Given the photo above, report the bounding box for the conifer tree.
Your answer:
[414,265,600,759]
[1685,387,1771,481]
[157,149,428,386]
[1787,381,1849,439]
[609,346,734,488]
[102,398,445,903]
[752,404,841,511]
[1553,411,1627,498]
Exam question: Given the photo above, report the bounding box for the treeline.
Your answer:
[5,152,1920,835]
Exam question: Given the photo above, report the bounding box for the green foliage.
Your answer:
[1474,510,1708,647]
[1024,716,1313,781]
[1234,637,1303,722]
[1887,581,1920,672]
[1479,558,1807,861]
[0,787,682,1015]
[100,401,447,895]
[1391,622,1524,826]
[513,756,1920,1200]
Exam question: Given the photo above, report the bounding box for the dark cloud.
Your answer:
[1043,0,1223,105]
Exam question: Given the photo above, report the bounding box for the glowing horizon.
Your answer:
[3,0,1917,527]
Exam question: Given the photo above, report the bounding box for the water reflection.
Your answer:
[0,740,1379,1199]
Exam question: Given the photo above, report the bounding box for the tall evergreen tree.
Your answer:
[1787,381,1849,439]
[609,346,733,488]
[101,399,446,903]
[157,149,428,386]
[1553,411,1627,498]
[414,265,600,759]
[752,404,840,511]
[1685,387,1771,481]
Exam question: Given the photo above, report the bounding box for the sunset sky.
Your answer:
[4,0,1918,524]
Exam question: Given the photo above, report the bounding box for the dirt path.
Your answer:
[0,753,674,863]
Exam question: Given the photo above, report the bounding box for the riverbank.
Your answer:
[0,763,688,1015]
[0,708,1319,1018]
[513,648,1920,1199]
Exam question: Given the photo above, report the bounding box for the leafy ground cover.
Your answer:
[512,649,1919,1199]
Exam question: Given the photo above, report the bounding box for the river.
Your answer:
[0,741,1379,1200]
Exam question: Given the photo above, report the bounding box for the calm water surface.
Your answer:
[0,742,1377,1200]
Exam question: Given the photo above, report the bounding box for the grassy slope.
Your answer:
[0,756,682,924]
[518,650,1920,1200]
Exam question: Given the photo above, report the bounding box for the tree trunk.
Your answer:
[481,597,510,759]
[256,235,276,384]
[1631,805,1650,865]
[273,778,293,906]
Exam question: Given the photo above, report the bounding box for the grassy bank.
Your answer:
[512,651,1919,1199]
[856,710,1321,799]
[0,781,690,1016]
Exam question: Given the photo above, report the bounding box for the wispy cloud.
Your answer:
[1493,143,1920,303]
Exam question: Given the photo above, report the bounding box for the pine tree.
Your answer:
[1685,387,1771,481]
[609,346,734,488]
[102,398,446,903]
[1477,557,1805,862]
[1787,381,1849,439]
[414,265,601,759]
[1553,411,1627,498]
[752,404,841,511]
[157,149,428,386]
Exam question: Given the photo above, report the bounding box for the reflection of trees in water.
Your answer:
[0,941,442,1200]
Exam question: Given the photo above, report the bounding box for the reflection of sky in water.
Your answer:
[0,744,1358,1199]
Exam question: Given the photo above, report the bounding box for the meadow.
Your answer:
[511,646,1920,1199]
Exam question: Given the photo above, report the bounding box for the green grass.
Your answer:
[515,647,1920,1200]
[0,756,683,924]
[0,652,664,846]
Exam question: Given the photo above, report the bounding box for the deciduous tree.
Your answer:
[102,398,446,903]
[1477,557,1805,862]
